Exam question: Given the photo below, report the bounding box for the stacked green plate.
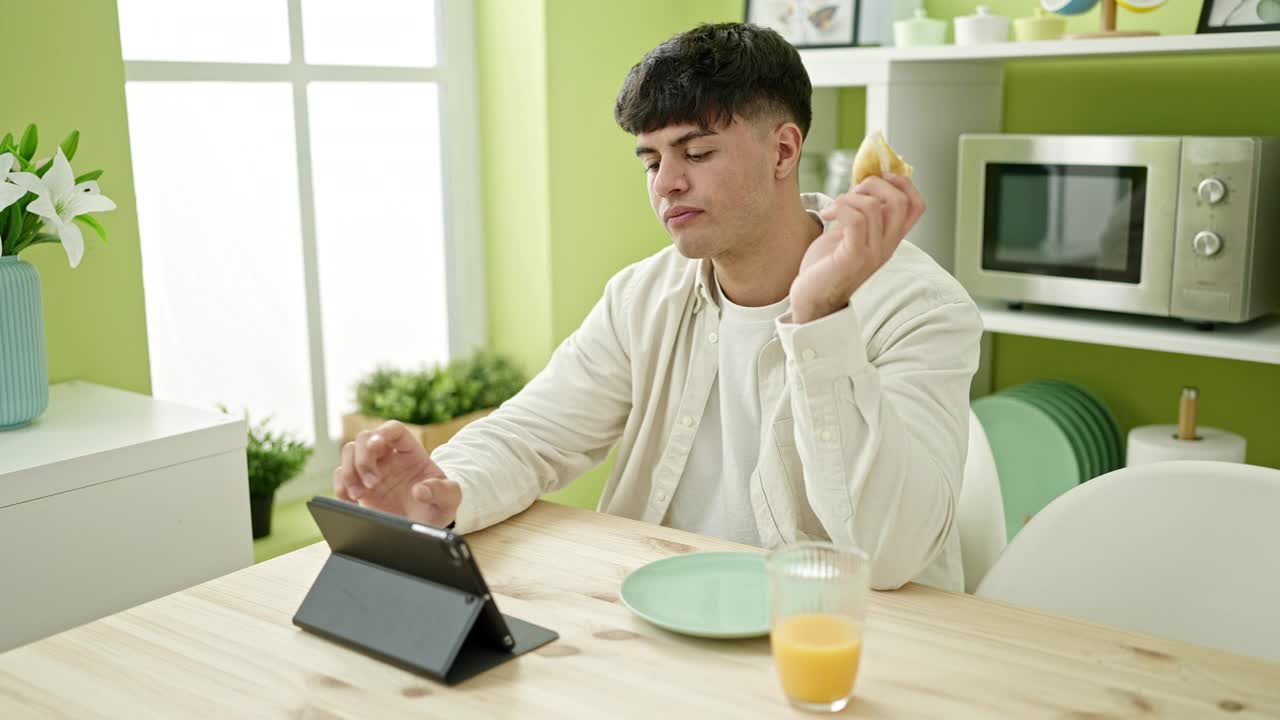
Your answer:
[972,379,1122,540]
[1027,380,1123,476]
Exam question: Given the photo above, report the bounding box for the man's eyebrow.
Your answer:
[634,127,719,157]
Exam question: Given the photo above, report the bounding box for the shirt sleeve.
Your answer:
[775,298,982,590]
[432,272,634,534]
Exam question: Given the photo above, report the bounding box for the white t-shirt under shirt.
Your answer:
[663,277,791,546]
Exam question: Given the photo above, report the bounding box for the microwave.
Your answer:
[955,135,1280,324]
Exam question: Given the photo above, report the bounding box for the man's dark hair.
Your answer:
[614,23,812,139]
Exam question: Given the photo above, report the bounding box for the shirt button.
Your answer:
[708,332,718,344]
[656,491,668,502]
[802,348,817,361]
[820,429,833,442]
[681,415,694,427]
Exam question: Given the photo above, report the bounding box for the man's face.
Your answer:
[635,117,776,260]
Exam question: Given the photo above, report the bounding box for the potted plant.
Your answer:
[0,124,116,429]
[344,351,526,453]
[245,415,314,539]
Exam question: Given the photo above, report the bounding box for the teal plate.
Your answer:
[1028,381,1110,480]
[1039,380,1123,474]
[972,394,1080,541]
[620,552,770,639]
[1003,385,1094,482]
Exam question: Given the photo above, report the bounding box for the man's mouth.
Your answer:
[663,206,703,227]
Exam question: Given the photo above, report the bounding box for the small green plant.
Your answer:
[244,414,314,498]
[355,351,527,425]
[0,124,116,267]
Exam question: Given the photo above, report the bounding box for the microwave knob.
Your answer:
[1192,230,1223,257]
[1196,177,1227,205]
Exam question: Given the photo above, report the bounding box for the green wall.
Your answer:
[477,0,742,508]
[476,0,555,376]
[2,0,150,395]
[543,2,732,342]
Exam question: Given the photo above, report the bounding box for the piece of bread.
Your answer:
[850,130,913,186]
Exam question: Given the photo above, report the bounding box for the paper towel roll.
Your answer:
[1125,424,1247,467]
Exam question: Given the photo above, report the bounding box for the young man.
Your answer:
[334,23,982,592]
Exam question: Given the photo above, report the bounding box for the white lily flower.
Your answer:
[0,153,29,254]
[8,148,115,268]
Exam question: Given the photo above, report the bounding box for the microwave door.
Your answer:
[956,134,1182,318]
[982,163,1146,284]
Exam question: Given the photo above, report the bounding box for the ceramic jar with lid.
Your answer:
[893,8,947,47]
[1014,8,1067,41]
[954,5,1011,45]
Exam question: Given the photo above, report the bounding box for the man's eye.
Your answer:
[688,151,711,162]
[645,163,659,173]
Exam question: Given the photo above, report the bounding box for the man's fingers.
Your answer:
[829,195,886,268]
[842,193,884,260]
[883,173,926,230]
[413,476,462,512]
[338,441,364,499]
[375,420,424,454]
[331,464,345,496]
[353,430,386,488]
[852,176,908,245]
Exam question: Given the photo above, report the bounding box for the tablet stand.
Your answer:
[293,553,558,685]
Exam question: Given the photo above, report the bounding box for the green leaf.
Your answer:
[76,215,108,244]
[0,208,16,255]
[25,233,61,247]
[35,158,53,177]
[351,351,526,425]
[0,206,13,253]
[21,209,42,236]
[0,132,13,152]
[75,169,103,183]
[244,412,314,496]
[6,205,20,239]
[59,130,80,162]
[18,124,37,161]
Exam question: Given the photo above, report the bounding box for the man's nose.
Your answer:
[654,161,688,197]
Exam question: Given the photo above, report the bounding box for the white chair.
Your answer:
[976,460,1280,661]
[958,409,1006,593]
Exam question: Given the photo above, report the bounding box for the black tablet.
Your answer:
[305,495,515,648]
[292,496,557,684]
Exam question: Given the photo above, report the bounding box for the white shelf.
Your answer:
[801,31,1280,87]
[0,381,252,651]
[978,301,1280,365]
[0,381,246,508]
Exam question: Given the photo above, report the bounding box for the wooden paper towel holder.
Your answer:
[1176,386,1201,442]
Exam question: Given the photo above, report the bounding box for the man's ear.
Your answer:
[772,121,804,181]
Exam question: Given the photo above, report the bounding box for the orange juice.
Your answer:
[770,613,863,704]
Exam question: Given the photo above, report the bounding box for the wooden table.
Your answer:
[2,502,1277,719]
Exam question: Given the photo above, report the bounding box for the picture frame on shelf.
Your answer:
[745,0,861,49]
[1197,0,1280,33]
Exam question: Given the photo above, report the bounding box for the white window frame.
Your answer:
[123,0,486,501]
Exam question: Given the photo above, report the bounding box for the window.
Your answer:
[119,0,485,498]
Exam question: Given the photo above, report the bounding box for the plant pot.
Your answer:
[0,256,49,429]
[342,408,494,454]
[250,493,275,539]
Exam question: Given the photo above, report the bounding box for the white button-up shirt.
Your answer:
[434,194,983,591]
